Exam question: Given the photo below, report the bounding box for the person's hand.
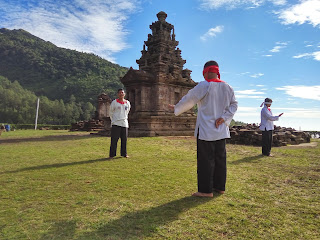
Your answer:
[279,113,284,117]
[168,104,175,111]
[215,118,225,128]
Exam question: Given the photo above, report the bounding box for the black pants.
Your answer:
[262,130,273,156]
[109,125,128,157]
[197,137,227,193]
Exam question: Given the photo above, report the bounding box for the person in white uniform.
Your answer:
[169,60,238,197]
[109,89,131,158]
[259,98,283,156]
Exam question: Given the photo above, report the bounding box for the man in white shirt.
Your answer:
[109,89,131,158]
[169,60,238,197]
[259,98,283,156]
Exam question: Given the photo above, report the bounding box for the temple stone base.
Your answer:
[97,115,196,137]
[129,115,196,137]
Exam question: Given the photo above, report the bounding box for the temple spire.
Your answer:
[136,11,191,82]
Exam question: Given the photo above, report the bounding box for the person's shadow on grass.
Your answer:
[41,196,217,240]
[0,134,97,144]
[0,157,115,175]
[229,154,264,165]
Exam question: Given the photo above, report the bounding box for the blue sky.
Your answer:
[1,0,320,130]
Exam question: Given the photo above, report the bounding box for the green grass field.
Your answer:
[0,130,319,240]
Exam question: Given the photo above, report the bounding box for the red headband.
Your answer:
[203,65,221,80]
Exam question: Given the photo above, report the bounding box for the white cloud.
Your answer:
[199,0,286,10]
[200,0,254,10]
[256,84,265,87]
[236,106,320,122]
[263,54,273,57]
[238,72,251,75]
[200,25,224,41]
[277,0,320,27]
[276,85,320,101]
[270,46,282,52]
[271,0,287,5]
[236,106,320,120]
[250,73,264,78]
[237,72,265,78]
[273,108,320,119]
[270,41,288,52]
[276,41,288,45]
[293,53,312,58]
[235,106,261,117]
[0,0,140,62]
[235,89,265,95]
[293,51,320,61]
[235,89,265,99]
[236,95,265,99]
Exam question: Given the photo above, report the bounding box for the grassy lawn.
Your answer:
[0,130,319,240]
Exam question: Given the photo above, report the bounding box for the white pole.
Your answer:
[35,98,40,130]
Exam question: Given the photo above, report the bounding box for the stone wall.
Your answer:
[227,124,311,147]
[71,119,105,132]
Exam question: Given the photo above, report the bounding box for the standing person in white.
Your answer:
[109,89,131,158]
[169,60,238,197]
[259,98,283,157]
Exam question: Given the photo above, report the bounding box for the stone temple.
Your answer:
[121,11,197,137]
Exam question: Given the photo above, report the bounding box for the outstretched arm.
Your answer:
[173,83,208,116]
[262,108,280,121]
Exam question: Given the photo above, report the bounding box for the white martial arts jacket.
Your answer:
[174,80,238,141]
[259,105,279,131]
[109,99,131,128]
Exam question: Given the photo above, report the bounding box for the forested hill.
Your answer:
[0,28,127,104]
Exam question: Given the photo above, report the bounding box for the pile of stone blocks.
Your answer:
[71,119,105,132]
[227,124,311,147]
[70,93,112,132]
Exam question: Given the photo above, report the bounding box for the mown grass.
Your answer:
[0,130,319,240]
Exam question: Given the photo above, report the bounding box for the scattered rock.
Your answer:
[227,124,311,147]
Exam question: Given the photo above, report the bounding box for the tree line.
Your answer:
[0,76,95,125]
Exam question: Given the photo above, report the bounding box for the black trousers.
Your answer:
[109,125,128,157]
[197,137,227,193]
[262,130,273,156]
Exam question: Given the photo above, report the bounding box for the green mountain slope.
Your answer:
[0,28,127,103]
